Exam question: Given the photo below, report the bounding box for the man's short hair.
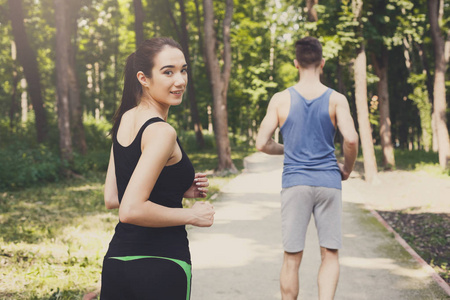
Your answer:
[295,37,322,68]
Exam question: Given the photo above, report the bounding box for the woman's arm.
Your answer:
[118,122,214,227]
[104,145,119,209]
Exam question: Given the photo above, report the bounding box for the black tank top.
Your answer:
[105,117,195,264]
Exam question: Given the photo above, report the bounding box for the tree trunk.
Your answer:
[355,46,378,182]
[372,50,395,169]
[68,1,87,154]
[353,0,378,182]
[193,0,205,58]
[20,79,28,124]
[178,0,205,148]
[306,0,318,22]
[54,0,73,164]
[9,70,19,129]
[166,0,206,148]
[9,41,19,129]
[416,43,434,104]
[404,40,433,152]
[445,28,450,65]
[8,0,48,142]
[133,0,145,47]
[428,0,450,168]
[416,41,437,152]
[203,0,237,174]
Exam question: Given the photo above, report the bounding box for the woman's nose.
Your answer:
[174,72,187,87]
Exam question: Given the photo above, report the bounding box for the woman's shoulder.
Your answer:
[141,119,177,148]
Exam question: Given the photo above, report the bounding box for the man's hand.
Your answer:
[338,163,351,181]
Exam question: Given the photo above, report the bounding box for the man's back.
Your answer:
[278,85,341,190]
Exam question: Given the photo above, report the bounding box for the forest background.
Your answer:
[0,0,449,298]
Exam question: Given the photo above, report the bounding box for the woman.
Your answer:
[100,37,215,299]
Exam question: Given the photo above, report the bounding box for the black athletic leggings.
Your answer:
[100,256,191,300]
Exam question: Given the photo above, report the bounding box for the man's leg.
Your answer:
[280,251,303,300]
[318,247,339,300]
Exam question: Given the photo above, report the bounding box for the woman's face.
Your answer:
[144,46,188,107]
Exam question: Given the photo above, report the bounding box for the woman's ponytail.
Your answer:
[110,52,141,140]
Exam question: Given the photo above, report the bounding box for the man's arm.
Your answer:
[256,94,284,155]
[335,94,359,180]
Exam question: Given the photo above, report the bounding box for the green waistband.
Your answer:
[109,255,191,300]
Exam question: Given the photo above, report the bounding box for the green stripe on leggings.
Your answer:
[109,255,191,300]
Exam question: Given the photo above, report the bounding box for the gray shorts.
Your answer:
[281,185,342,252]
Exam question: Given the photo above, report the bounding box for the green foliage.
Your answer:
[379,210,450,285]
[177,130,216,152]
[1,0,448,184]
[0,118,112,190]
[83,116,113,151]
[373,146,444,173]
[408,73,432,151]
[72,150,110,175]
[0,143,61,190]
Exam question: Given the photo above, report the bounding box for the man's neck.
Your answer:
[294,68,327,98]
[298,68,322,87]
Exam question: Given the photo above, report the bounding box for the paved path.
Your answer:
[188,152,449,300]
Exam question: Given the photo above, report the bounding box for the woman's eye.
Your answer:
[181,68,188,73]
[164,70,173,75]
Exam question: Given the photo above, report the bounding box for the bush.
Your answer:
[72,149,110,174]
[83,116,112,151]
[0,117,112,190]
[177,130,216,152]
[0,143,61,190]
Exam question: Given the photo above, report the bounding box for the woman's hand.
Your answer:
[184,173,209,198]
[189,201,215,227]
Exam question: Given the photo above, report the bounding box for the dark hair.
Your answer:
[110,37,183,139]
[295,37,322,68]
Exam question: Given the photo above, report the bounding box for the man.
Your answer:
[255,36,358,300]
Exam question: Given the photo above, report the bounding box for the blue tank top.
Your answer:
[280,87,341,190]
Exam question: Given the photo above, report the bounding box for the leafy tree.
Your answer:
[166,0,206,148]
[7,0,48,142]
[54,0,73,164]
[366,0,397,168]
[202,0,237,174]
[133,0,145,47]
[67,1,87,154]
[428,0,450,168]
[346,0,379,182]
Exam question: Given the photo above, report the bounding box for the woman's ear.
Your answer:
[294,59,300,69]
[136,71,148,87]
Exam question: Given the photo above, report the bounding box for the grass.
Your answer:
[0,174,112,299]
[368,147,450,284]
[352,147,449,284]
[0,146,256,299]
[378,210,450,284]
[355,146,450,178]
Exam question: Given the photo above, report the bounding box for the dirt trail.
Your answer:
[346,168,450,214]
